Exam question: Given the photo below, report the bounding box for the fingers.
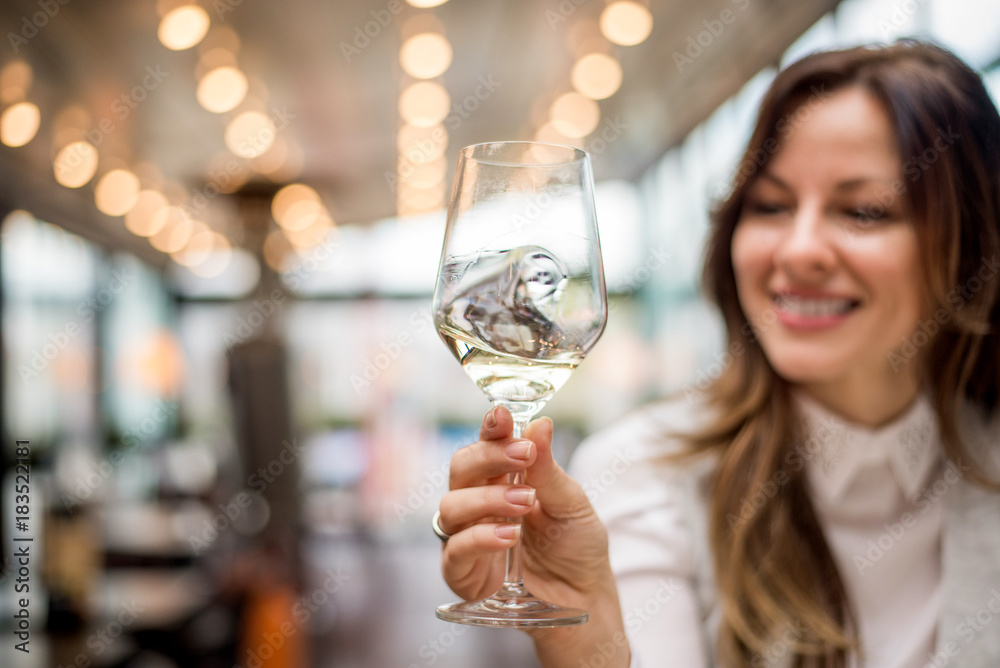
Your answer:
[479,405,512,441]
[442,521,522,565]
[449,438,536,490]
[438,484,536,536]
[449,407,588,517]
[523,417,590,516]
[450,407,537,490]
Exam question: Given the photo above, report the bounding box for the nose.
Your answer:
[773,203,838,283]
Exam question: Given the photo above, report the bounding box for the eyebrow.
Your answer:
[833,177,900,191]
[753,171,900,192]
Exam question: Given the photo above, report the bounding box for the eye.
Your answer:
[746,200,789,216]
[845,205,889,223]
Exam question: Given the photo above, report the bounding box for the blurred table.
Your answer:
[101,500,214,567]
[96,567,212,629]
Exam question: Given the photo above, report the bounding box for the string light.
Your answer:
[158,5,211,51]
[54,141,99,188]
[197,66,248,113]
[571,53,623,100]
[272,183,321,224]
[225,110,275,158]
[0,101,40,146]
[399,81,450,128]
[399,33,453,79]
[549,92,601,138]
[125,190,170,236]
[149,206,194,252]
[599,1,653,47]
[94,169,141,216]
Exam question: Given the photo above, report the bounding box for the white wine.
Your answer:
[437,322,581,410]
[435,246,588,414]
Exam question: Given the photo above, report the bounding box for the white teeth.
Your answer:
[775,295,855,318]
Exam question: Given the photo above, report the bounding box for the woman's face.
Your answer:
[731,87,924,402]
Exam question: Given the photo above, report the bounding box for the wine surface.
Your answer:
[435,246,585,410]
[437,322,580,406]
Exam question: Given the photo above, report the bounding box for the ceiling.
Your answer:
[0,0,839,268]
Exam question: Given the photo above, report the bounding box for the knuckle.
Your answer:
[478,485,497,508]
[476,442,495,469]
[441,546,462,571]
[448,445,474,487]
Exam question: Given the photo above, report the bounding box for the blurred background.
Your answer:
[0,0,998,666]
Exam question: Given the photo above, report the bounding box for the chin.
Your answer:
[758,346,850,387]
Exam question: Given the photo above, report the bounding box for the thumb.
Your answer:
[522,417,589,515]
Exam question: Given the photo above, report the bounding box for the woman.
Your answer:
[435,40,1000,667]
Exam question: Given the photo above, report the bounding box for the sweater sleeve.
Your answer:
[569,406,711,668]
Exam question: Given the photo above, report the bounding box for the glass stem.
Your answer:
[501,415,530,599]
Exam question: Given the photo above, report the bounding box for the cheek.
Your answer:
[731,223,774,295]
[890,259,925,326]
[851,230,923,313]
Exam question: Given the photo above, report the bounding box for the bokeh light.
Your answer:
[272,183,321,224]
[599,1,654,46]
[53,141,99,188]
[225,110,275,158]
[197,66,248,113]
[278,199,326,232]
[398,81,450,128]
[118,330,185,395]
[148,206,193,252]
[399,33,453,79]
[125,190,170,236]
[549,91,601,138]
[397,123,447,164]
[0,101,41,147]
[94,169,141,216]
[158,5,211,51]
[571,53,623,100]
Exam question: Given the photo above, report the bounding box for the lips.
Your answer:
[770,292,861,331]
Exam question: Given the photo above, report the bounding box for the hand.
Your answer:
[438,406,629,667]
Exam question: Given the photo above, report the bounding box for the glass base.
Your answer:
[436,584,588,629]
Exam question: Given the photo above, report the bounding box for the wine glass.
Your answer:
[431,141,608,628]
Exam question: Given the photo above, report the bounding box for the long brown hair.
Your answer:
[687,40,1000,666]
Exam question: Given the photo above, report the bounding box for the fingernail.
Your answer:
[505,440,533,460]
[485,407,497,429]
[505,487,536,506]
[495,524,521,540]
